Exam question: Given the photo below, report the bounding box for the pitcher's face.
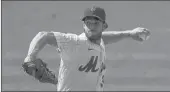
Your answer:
[83,16,106,40]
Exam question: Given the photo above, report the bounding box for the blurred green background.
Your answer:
[2,1,170,91]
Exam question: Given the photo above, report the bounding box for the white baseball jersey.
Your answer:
[52,32,106,91]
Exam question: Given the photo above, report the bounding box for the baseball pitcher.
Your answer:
[22,6,150,91]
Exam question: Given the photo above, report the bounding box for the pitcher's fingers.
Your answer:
[144,28,150,34]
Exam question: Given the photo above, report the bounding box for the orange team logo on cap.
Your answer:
[91,6,96,12]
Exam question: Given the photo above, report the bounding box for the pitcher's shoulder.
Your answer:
[65,33,79,41]
[78,33,87,41]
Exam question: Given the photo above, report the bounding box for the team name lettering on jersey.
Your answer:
[78,56,99,73]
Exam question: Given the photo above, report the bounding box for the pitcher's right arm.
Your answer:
[24,31,58,62]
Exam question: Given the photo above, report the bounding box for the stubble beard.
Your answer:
[84,29,102,44]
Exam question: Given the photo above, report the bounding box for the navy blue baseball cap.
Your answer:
[82,6,108,28]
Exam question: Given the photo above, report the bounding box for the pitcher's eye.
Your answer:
[94,17,100,21]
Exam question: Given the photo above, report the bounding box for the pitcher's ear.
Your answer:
[103,22,108,30]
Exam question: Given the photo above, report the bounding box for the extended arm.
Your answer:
[102,30,132,44]
[102,27,150,45]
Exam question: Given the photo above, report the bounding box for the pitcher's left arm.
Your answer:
[102,27,150,45]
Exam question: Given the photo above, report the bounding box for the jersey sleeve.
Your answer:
[51,31,78,53]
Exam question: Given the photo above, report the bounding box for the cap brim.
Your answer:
[81,16,108,28]
[81,15,103,22]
